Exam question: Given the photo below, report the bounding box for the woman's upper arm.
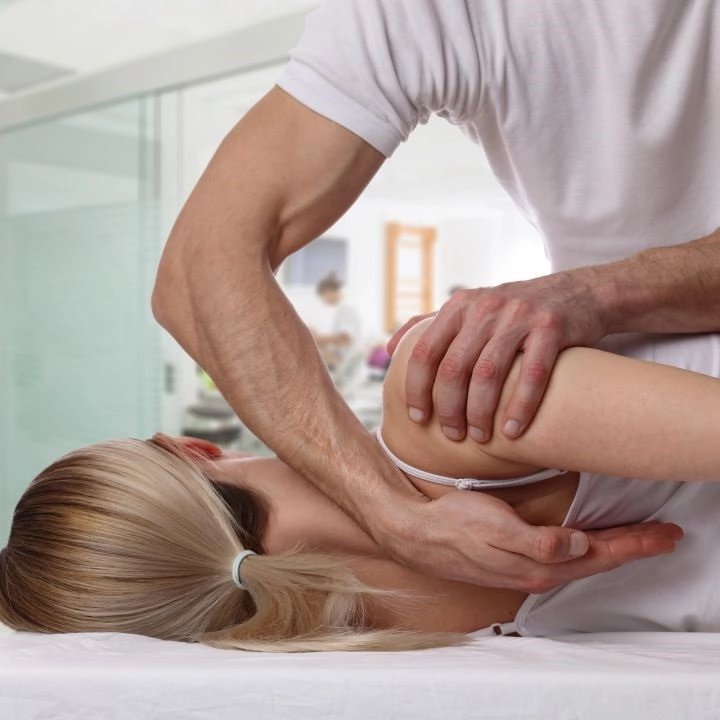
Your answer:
[381,319,541,478]
[394,320,720,482]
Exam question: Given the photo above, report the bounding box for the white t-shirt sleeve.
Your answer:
[277,0,482,157]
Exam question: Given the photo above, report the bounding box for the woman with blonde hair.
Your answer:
[3,319,720,651]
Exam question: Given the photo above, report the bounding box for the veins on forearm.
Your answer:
[591,227,720,335]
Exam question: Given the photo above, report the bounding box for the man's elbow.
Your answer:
[151,252,183,333]
[150,275,169,329]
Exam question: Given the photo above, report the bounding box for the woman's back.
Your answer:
[518,475,720,634]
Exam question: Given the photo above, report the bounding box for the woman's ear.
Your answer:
[150,433,224,460]
[175,436,225,460]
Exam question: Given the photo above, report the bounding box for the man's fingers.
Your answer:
[589,521,684,542]
[432,329,496,441]
[465,338,522,443]
[521,522,682,592]
[501,335,559,438]
[403,316,461,426]
[585,522,683,570]
[489,521,683,594]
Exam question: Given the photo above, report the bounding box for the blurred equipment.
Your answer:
[182,396,242,448]
[182,367,242,448]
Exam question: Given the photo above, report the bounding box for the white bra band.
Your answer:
[375,429,565,491]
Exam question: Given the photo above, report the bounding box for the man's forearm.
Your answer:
[583,226,720,336]
[153,237,425,524]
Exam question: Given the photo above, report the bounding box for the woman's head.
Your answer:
[0,435,457,651]
[0,435,264,642]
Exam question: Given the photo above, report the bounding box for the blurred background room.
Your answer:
[0,0,549,544]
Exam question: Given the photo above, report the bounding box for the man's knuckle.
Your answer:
[409,338,433,364]
[473,293,504,317]
[437,354,465,384]
[537,309,563,332]
[597,543,622,573]
[512,298,534,318]
[446,289,470,309]
[524,361,551,384]
[472,357,499,382]
[534,532,561,562]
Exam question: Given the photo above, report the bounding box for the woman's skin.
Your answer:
[180,319,720,634]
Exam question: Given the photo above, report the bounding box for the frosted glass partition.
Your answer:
[0,97,163,543]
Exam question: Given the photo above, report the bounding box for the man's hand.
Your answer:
[379,490,682,592]
[388,269,607,443]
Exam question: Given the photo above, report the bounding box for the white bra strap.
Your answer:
[375,428,565,490]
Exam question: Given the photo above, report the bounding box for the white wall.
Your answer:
[286,115,551,343]
[281,200,387,342]
[283,193,550,345]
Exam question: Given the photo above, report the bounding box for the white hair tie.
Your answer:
[231,550,256,590]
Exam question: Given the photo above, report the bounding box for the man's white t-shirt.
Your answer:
[278,0,720,271]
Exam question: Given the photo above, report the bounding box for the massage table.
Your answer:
[1,630,718,719]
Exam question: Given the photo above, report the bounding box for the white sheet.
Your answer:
[1,631,719,719]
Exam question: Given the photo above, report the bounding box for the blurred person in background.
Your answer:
[312,271,363,372]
